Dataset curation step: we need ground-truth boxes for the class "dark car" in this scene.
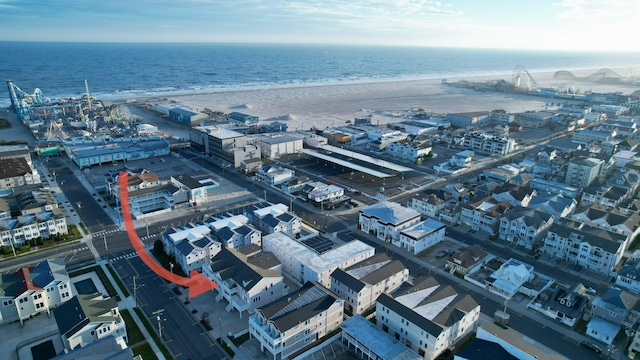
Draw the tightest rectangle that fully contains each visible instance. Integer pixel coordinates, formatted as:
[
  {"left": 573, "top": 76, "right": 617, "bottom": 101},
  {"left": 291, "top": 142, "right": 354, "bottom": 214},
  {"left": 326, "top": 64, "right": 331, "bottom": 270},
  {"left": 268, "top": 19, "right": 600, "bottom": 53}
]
[{"left": 580, "top": 341, "right": 602, "bottom": 354}]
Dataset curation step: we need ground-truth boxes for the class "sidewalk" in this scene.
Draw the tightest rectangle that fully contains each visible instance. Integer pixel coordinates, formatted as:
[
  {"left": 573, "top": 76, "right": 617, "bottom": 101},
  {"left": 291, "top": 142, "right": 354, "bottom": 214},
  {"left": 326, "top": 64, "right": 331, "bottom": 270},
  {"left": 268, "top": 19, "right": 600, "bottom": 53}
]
[
  {"left": 36, "top": 158, "right": 100, "bottom": 259},
  {"left": 99, "top": 260, "right": 167, "bottom": 360}
]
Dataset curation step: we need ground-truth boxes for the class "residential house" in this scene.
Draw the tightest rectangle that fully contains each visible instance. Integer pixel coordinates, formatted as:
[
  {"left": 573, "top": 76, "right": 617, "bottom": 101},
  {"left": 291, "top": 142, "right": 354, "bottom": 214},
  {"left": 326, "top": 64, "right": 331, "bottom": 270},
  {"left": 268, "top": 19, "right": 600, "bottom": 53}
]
[
  {"left": 571, "top": 205, "right": 640, "bottom": 249},
  {"left": 580, "top": 184, "right": 632, "bottom": 209},
  {"left": 491, "top": 184, "right": 537, "bottom": 207},
  {"left": 0, "top": 157, "right": 40, "bottom": 189},
  {"left": 248, "top": 281, "right": 344, "bottom": 360},
  {"left": 498, "top": 207, "right": 554, "bottom": 250},
  {"left": 263, "top": 232, "right": 374, "bottom": 288},
  {"left": 542, "top": 220, "right": 626, "bottom": 275},
  {"left": 330, "top": 253, "right": 409, "bottom": 315},
  {"left": 256, "top": 165, "right": 296, "bottom": 186},
  {"left": 460, "top": 198, "right": 512, "bottom": 236},
  {"left": 203, "top": 248, "right": 287, "bottom": 318},
  {"left": 54, "top": 293, "right": 127, "bottom": 351},
  {"left": 616, "top": 259, "right": 640, "bottom": 293},
  {"left": 0, "top": 209, "right": 68, "bottom": 248},
  {"left": 0, "top": 259, "right": 73, "bottom": 325},
  {"left": 162, "top": 224, "right": 221, "bottom": 275},
  {"left": 588, "top": 288, "right": 640, "bottom": 344},
  {"left": 300, "top": 181, "right": 345, "bottom": 208},
  {"left": 482, "top": 259, "right": 535, "bottom": 299},
  {"left": 359, "top": 201, "right": 422, "bottom": 243},
  {"left": 251, "top": 203, "right": 301, "bottom": 238},
  {"left": 460, "top": 132, "right": 516, "bottom": 155},
  {"left": 209, "top": 214, "right": 262, "bottom": 249},
  {"left": 564, "top": 157, "right": 604, "bottom": 187},
  {"left": 386, "top": 139, "right": 432, "bottom": 162},
  {"left": 395, "top": 218, "right": 447, "bottom": 255},
  {"left": 409, "top": 190, "right": 453, "bottom": 219},
  {"left": 376, "top": 277, "right": 481, "bottom": 360},
  {"left": 533, "top": 284, "right": 589, "bottom": 327},
  {"left": 445, "top": 245, "right": 489, "bottom": 275},
  {"left": 526, "top": 192, "right": 576, "bottom": 219}
]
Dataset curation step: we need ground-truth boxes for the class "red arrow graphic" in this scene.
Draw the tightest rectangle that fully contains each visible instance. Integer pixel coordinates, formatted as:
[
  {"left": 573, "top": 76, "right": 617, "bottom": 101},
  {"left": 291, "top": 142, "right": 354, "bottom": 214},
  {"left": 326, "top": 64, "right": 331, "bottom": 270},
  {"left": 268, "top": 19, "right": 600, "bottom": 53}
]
[{"left": 119, "top": 171, "right": 218, "bottom": 299}]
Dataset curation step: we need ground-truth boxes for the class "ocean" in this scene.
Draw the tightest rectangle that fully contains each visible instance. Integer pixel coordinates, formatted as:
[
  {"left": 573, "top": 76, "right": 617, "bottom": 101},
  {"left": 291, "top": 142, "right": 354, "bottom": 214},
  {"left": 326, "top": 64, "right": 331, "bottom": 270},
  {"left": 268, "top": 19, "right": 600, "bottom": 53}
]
[{"left": 1, "top": 42, "right": 640, "bottom": 108}]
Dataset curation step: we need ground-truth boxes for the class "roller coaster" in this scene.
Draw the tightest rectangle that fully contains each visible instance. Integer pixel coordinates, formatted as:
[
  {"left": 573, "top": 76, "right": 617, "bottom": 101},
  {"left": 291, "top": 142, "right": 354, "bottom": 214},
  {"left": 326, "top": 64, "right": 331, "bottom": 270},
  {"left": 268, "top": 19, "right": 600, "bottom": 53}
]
[
  {"left": 6, "top": 80, "right": 47, "bottom": 120},
  {"left": 553, "top": 68, "right": 639, "bottom": 84}
]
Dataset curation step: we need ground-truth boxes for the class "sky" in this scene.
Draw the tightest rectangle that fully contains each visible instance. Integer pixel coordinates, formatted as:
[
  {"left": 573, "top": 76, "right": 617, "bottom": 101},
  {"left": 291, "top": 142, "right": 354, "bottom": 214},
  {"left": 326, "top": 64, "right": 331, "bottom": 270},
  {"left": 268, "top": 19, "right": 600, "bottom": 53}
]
[{"left": 0, "top": 0, "right": 638, "bottom": 52}]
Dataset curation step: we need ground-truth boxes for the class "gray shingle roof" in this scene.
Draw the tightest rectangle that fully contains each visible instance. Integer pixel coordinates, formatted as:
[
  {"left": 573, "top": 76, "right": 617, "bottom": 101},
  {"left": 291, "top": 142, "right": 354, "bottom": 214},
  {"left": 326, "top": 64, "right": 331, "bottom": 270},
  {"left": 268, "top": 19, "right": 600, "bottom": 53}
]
[{"left": 257, "top": 281, "right": 341, "bottom": 333}]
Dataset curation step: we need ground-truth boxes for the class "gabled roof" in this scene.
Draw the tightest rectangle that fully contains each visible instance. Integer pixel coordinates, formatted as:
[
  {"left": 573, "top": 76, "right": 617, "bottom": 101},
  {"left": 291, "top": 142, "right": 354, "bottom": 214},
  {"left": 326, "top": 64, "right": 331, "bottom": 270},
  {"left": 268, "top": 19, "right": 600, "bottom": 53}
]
[
  {"left": 30, "top": 259, "right": 68, "bottom": 288},
  {"left": 547, "top": 221, "right": 626, "bottom": 253},
  {"left": 54, "top": 294, "right": 118, "bottom": 338},
  {"left": 257, "top": 281, "right": 341, "bottom": 333},
  {"left": 331, "top": 253, "right": 406, "bottom": 292},
  {"left": 600, "top": 288, "right": 638, "bottom": 311},
  {"left": 380, "top": 277, "right": 479, "bottom": 337},
  {"left": 618, "top": 259, "right": 640, "bottom": 280},
  {"left": 450, "top": 244, "right": 487, "bottom": 269},
  {"left": 209, "top": 248, "right": 280, "bottom": 291},
  {"left": 502, "top": 206, "right": 553, "bottom": 229},
  {"left": 455, "top": 338, "right": 519, "bottom": 360}
]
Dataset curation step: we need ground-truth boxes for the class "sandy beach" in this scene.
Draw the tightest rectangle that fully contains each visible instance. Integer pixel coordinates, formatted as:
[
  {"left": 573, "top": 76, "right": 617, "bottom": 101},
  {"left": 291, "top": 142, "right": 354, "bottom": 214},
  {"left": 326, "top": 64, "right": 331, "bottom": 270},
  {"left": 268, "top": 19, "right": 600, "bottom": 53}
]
[{"left": 140, "top": 69, "right": 638, "bottom": 131}]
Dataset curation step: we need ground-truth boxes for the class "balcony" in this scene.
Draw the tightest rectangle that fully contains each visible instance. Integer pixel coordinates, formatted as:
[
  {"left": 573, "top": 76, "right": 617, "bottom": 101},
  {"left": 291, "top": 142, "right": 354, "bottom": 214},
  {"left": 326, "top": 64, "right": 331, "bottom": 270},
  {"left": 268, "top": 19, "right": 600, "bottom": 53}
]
[
  {"left": 229, "top": 295, "right": 250, "bottom": 313},
  {"left": 249, "top": 317, "right": 282, "bottom": 348}
]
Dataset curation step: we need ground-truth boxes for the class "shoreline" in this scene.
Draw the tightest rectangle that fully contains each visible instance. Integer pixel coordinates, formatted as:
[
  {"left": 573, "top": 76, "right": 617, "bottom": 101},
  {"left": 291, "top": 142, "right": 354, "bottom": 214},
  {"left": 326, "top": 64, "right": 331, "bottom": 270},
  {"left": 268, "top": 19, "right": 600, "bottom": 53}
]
[{"left": 114, "top": 69, "right": 638, "bottom": 131}]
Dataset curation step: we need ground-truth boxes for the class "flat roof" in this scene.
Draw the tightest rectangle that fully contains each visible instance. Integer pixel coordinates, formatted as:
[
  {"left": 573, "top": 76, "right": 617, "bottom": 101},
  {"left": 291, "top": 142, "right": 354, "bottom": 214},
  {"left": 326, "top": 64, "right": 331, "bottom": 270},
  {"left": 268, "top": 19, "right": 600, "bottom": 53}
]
[
  {"left": 315, "top": 144, "right": 413, "bottom": 172},
  {"left": 341, "top": 315, "right": 420, "bottom": 359},
  {"left": 263, "top": 232, "right": 374, "bottom": 274},
  {"left": 301, "top": 149, "right": 394, "bottom": 178}
]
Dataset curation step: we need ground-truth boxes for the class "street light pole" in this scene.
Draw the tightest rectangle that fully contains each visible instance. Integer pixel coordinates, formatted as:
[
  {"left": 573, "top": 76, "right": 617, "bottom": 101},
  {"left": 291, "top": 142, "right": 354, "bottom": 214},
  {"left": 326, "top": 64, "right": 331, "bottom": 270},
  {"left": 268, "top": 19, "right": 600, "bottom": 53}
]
[
  {"left": 103, "top": 233, "right": 109, "bottom": 264},
  {"left": 133, "top": 275, "right": 138, "bottom": 307},
  {"left": 153, "top": 309, "right": 165, "bottom": 338}
]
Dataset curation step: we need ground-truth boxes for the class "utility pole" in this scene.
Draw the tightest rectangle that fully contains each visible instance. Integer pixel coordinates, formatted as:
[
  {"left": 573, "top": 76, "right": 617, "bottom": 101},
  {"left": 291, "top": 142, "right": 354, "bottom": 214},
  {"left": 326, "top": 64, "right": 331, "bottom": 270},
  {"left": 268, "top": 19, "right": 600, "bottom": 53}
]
[
  {"left": 133, "top": 276, "right": 138, "bottom": 307},
  {"left": 145, "top": 216, "right": 149, "bottom": 238},
  {"left": 103, "top": 233, "right": 109, "bottom": 263},
  {"left": 153, "top": 309, "right": 165, "bottom": 338}
]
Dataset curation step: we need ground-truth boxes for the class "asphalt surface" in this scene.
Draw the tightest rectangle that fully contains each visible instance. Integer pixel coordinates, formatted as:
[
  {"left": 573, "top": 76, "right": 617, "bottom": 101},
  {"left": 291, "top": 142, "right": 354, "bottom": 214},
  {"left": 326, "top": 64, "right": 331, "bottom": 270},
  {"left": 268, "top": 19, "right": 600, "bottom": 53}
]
[{"left": 113, "top": 256, "right": 228, "bottom": 360}]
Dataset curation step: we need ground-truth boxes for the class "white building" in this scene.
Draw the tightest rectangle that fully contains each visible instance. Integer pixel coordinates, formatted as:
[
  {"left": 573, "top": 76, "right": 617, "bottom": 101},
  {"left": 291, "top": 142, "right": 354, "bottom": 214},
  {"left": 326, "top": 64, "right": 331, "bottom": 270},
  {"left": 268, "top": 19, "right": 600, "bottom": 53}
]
[
  {"left": 460, "top": 132, "right": 516, "bottom": 155},
  {"left": 162, "top": 224, "right": 221, "bottom": 274},
  {"left": 203, "top": 248, "right": 287, "bottom": 318},
  {"left": 460, "top": 199, "right": 512, "bottom": 236},
  {"left": 256, "top": 165, "right": 296, "bottom": 186},
  {"left": 395, "top": 218, "right": 447, "bottom": 255},
  {"left": 376, "top": 277, "right": 480, "bottom": 360},
  {"left": 616, "top": 259, "right": 640, "bottom": 293},
  {"left": 0, "top": 157, "right": 41, "bottom": 189},
  {"left": 498, "top": 207, "right": 554, "bottom": 250},
  {"left": 564, "top": 157, "right": 604, "bottom": 187},
  {"left": 54, "top": 293, "right": 127, "bottom": 351},
  {"left": 483, "top": 259, "right": 534, "bottom": 299},
  {"left": 330, "top": 253, "right": 409, "bottom": 315},
  {"left": 0, "top": 259, "right": 73, "bottom": 325},
  {"left": 542, "top": 221, "right": 626, "bottom": 275},
  {"left": 341, "top": 315, "right": 422, "bottom": 360},
  {"left": 249, "top": 281, "right": 344, "bottom": 360},
  {"left": 209, "top": 214, "right": 262, "bottom": 249},
  {"left": 386, "top": 140, "right": 432, "bottom": 162},
  {"left": 251, "top": 203, "right": 301, "bottom": 238},
  {"left": 263, "top": 232, "right": 374, "bottom": 288},
  {"left": 0, "top": 209, "right": 68, "bottom": 248},
  {"left": 359, "top": 201, "right": 422, "bottom": 243},
  {"left": 253, "top": 133, "right": 304, "bottom": 159},
  {"left": 300, "top": 181, "right": 345, "bottom": 206},
  {"left": 170, "top": 173, "right": 220, "bottom": 206}
]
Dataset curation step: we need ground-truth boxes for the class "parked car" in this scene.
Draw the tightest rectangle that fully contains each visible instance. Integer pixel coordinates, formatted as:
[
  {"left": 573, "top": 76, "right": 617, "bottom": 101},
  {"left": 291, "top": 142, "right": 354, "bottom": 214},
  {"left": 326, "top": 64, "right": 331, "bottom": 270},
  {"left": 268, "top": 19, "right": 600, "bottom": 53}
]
[
  {"left": 580, "top": 341, "right": 602, "bottom": 354},
  {"left": 436, "top": 249, "right": 450, "bottom": 258}
]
